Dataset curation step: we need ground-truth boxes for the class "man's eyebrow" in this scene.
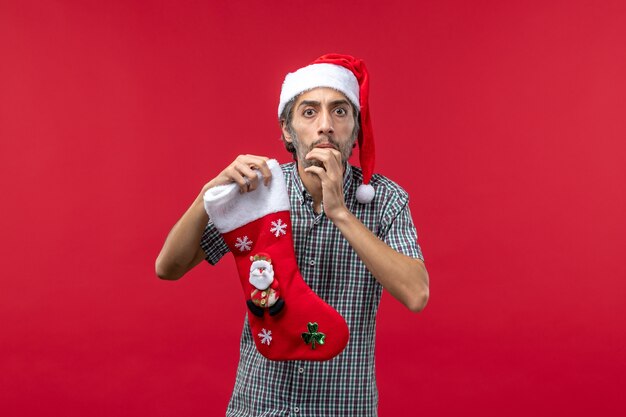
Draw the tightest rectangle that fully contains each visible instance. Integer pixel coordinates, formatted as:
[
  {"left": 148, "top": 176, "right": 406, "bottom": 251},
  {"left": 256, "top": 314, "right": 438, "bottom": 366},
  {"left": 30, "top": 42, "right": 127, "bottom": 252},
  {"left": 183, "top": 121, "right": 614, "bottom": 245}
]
[
  {"left": 297, "top": 100, "right": 320, "bottom": 108},
  {"left": 297, "top": 99, "right": 351, "bottom": 108},
  {"left": 329, "top": 99, "right": 351, "bottom": 107}
]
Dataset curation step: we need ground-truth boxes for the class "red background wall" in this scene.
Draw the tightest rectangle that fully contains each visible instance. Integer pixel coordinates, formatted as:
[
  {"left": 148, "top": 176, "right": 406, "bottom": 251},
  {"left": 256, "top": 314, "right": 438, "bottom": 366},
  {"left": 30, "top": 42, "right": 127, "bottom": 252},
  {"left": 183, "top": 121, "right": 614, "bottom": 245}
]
[{"left": 1, "top": 0, "right": 625, "bottom": 416}]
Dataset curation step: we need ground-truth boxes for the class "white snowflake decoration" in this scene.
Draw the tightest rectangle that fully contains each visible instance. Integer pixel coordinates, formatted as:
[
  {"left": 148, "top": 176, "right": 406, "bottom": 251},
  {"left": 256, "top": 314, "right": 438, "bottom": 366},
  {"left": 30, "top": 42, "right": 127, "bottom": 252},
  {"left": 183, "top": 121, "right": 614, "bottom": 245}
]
[
  {"left": 234, "top": 236, "right": 253, "bottom": 252},
  {"left": 258, "top": 328, "right": 273, "bottom": 345},
  {"left": 270, "top": 219, "right": 287, "bottom": 237}
]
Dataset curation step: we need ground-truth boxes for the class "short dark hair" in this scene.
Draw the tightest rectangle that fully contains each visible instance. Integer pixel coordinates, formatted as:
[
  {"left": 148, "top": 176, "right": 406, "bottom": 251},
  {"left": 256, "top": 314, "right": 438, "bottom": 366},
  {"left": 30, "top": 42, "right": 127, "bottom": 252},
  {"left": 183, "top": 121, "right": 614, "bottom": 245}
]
[{"left": 278, "top": 93, "right": 360, "bottom": 160}]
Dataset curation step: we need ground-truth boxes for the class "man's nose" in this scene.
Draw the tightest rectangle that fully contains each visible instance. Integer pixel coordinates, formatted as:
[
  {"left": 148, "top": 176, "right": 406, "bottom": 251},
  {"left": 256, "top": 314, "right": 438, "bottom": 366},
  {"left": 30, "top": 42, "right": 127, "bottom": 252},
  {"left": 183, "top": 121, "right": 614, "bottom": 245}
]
[{"left": 317, "top": 108, "right": 334, "bottom": 135}]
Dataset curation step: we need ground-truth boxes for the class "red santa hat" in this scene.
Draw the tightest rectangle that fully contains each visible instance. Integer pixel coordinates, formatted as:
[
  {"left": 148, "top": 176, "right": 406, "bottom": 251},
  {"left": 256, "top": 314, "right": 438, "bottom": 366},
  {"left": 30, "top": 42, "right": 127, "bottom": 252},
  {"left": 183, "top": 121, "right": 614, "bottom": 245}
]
[{"left": 278, "top": 53, "right": 376, "bottom": 204}]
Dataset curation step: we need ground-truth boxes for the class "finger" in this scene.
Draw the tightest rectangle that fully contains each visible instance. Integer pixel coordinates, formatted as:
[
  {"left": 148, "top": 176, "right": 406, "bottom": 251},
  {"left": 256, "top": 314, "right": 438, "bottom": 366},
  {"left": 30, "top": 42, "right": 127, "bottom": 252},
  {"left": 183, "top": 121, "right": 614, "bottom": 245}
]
[
  {"left": 238, "top": 155, "right": 272, "bottom": 186},
  {"left": 227, "top": 167, "right": 248, "bottom": 193},
  {"left": 234, "top": 162, "right": 260, "bottom": 192},
  {"left": 305, "top": 150, "right": 330, "bottom": 171},
  {"left": 251, "top": 158, "right": 273, "bottom": 187},
  {"left": 306, "top": 149, "right": 342, "bottom": 178},
  {"left": 236, "top": 154, "right": 268, "bottom": 164},
  {"left": 304, "top": 165, "right": 329, "bottom": 182},
  {"left": 305, "top": 148, "right": 341, "bottom": 167},
  {"left": 307, "top": 147, "right": 341, "bottom": 158},
  {"left": 329, "top": 148, "right": 342, "bottom": 165},
  {"left": 239, "top": 154, "right": 269, "bottom": 162},
  {"left": 227, "top": 161, "right": 251, "bottom": 192}
]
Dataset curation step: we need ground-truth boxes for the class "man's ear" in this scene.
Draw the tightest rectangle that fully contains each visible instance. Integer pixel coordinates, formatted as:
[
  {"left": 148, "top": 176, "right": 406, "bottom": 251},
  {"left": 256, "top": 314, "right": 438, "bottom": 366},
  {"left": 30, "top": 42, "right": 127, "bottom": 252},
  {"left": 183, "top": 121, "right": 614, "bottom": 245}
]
[{"left": 280, "top": 120, "right": 293, "bottom": 143}]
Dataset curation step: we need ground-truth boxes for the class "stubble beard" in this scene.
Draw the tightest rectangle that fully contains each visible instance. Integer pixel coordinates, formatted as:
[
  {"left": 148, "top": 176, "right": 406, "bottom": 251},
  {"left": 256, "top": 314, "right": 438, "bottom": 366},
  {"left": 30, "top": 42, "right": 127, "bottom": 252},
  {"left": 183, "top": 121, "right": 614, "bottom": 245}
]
[{"left": 291, "top": 132, "right": 356, "bottom": 169}]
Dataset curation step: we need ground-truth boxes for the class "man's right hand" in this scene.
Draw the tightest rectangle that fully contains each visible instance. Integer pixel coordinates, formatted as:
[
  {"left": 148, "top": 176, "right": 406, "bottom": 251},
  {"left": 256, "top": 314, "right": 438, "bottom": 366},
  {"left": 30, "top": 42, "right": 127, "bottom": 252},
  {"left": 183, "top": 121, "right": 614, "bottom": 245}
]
[{"left": 203, "top": 154, "right": 273, "bottom": 195}]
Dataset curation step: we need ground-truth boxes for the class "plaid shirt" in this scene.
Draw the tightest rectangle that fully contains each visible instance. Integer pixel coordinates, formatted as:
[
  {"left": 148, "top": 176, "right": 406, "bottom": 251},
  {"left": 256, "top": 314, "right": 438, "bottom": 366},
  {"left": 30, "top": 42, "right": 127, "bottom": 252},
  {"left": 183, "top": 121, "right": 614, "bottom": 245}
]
[{"left": 201, "top": 162, "right": 423, "bottom": 416}]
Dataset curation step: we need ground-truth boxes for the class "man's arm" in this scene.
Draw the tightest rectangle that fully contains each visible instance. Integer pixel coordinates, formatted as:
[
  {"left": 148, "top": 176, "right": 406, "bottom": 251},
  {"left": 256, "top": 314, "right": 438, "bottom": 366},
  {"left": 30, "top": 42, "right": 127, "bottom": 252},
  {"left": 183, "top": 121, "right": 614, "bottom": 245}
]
[
  {"left": 155, "top": 155, "right": 272, "bottom": 280},
  {"left": 327, "top": 209, "right": 429, "bottom": 312},
  {"left": 304, "top": 149, "right": 429, "bottom": 313},
  {"left": 155, "top": 190, "right": 211, "bottom": 280}
]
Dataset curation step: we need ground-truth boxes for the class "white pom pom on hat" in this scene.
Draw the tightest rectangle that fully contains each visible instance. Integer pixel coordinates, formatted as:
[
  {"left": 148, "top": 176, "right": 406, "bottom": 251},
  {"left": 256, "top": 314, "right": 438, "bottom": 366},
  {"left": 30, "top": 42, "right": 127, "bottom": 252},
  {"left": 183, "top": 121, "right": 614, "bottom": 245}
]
[
  {"left": 356, "top": 183, "right": 375, "bottom": 204},
  {"left": 279, "top": 53, "right": 376, "bottom": 204}
]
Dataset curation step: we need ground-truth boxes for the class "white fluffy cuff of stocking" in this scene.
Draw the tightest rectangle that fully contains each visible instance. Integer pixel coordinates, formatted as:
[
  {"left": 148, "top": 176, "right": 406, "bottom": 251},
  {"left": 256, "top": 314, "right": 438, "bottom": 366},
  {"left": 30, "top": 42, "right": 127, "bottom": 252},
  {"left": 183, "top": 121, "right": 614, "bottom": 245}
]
[{"left": 203, "top": 159, "right": 290, "bottom": 233}]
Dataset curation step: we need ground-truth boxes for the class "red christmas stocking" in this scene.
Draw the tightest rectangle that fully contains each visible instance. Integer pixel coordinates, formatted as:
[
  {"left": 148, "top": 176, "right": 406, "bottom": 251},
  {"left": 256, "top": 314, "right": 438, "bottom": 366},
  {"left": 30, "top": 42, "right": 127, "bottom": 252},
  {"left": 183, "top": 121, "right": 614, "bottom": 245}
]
[{"left": 203, "top": 159, "right": 349, "bottom": 361}]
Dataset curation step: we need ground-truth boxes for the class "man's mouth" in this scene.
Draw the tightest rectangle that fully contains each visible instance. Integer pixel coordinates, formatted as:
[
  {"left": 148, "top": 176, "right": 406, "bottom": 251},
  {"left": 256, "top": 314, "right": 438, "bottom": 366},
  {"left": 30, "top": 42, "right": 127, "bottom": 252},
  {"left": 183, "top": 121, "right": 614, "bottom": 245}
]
[{"left": 315, "top": 143, "right": 337, "bottom": 150}]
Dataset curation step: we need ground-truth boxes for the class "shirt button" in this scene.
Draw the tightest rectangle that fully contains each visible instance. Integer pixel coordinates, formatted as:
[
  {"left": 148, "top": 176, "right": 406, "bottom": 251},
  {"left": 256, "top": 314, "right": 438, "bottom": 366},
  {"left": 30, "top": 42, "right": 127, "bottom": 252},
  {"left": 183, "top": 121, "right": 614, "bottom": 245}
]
[
  {"left": 298, "top": 367, "right": 304, "bottom": 374},
  {"left": 309, "top": 259, "right": 316, "bottom": 266},
  {"left": 294, "top": 406, "right": 300, "bottom": 413}
]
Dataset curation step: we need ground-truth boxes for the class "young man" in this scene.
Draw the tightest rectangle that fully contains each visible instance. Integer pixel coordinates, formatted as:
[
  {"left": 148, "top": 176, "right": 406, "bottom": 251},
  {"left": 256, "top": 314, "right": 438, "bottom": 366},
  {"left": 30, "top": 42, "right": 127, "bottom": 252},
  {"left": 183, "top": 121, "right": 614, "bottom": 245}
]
[{"left": 156, "top": 54, "right": 429, "bottom": 416}]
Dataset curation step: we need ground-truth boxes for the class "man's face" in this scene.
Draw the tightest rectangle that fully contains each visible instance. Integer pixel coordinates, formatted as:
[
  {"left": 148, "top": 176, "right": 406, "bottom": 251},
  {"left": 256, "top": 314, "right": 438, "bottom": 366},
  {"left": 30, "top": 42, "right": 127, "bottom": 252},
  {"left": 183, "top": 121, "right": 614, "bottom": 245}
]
[{"left": 282, "top": 87, "right": 357, "bottom": 169}]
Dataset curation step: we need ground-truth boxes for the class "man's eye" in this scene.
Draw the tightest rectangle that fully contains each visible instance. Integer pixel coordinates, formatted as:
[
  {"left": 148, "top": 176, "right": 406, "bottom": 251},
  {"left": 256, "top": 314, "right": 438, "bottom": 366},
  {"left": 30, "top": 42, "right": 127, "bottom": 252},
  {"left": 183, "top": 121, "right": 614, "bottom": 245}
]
[
  {"left": 335, "top": 108, "right": 347, "bottom": 116},
  {"left": 303, "top": 109, "right": 315, "bottom": 117}
]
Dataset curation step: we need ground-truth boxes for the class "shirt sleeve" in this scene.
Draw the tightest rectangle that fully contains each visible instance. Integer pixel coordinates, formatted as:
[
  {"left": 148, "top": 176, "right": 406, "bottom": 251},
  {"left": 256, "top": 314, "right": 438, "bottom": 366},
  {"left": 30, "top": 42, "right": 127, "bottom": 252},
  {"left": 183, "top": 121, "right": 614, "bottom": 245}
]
[
  {"left": 200, "top": 221, "right": 230, "bottom": 265},
  {"left": 381, "top": 202, "right": 424, "bottom": 262}
]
